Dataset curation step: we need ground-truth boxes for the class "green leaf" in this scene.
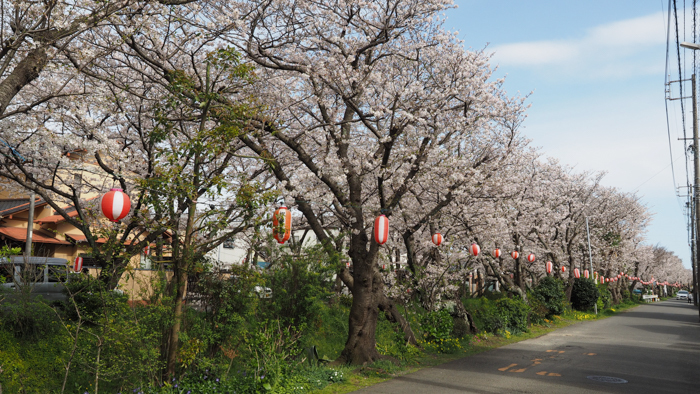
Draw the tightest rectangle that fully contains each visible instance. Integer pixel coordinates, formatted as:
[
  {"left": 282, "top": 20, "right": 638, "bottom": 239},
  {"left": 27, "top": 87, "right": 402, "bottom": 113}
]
[{"left": 263, "top": 383, "right": 272, "bottom": 390}]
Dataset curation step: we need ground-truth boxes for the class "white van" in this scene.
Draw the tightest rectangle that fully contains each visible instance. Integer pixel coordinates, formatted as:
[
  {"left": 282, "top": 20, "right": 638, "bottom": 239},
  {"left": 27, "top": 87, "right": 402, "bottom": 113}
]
[{"left": 0, "top": 256, "right": 70, "bottom": 302}]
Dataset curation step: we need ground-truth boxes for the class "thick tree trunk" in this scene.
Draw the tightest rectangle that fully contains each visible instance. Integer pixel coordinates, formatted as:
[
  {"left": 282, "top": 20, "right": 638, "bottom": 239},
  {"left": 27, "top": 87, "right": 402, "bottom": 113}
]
[
  {"left": 338, "top": 270, "right": 382, "bottom": 364},
  {"left": 336, "top": 258, "right": 417, "bottom": 364}
]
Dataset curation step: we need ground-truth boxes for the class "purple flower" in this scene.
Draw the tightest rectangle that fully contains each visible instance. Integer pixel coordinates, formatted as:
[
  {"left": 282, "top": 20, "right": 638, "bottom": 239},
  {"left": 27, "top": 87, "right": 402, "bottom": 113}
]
[
  {"left": 260, "top": 374, "right": 265, "bottom": 380},
  {"left": 174, "top": 384, "right": 178, "bottom": 388},
  {"left": 204, "top": 376, "right": 208, "bottom": 380},
  {"left": 216, "top": 378, "right": 220, "bottom": 383},
  {"left": 187, "top": 391, "right": 191, "bottom": 394}
]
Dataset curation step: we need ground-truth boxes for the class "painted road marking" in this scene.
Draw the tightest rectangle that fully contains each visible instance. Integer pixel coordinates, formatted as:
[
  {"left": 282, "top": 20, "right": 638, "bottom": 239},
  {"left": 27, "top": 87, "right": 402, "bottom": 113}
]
[
  {"left": 535, "top": 371, "right": 561, "bottom": 377},
  {"left": 509, "top": 368, "right": 527, "bottom": 373},
  {"left": 498, "top": 363, "right": 518, "bottom": 371}
]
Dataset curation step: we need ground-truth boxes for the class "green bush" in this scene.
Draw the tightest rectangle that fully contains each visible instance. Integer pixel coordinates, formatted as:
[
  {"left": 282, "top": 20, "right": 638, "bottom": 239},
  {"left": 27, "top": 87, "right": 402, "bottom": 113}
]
[
  {"left": 419, "top": 309, "right": 453, "bottom": 341},
  {"left": 597, "top": 284, "right": 612, "bottom": 309},
  {"left": 0, "top": 295, "right": 61, "bottom": 340},
  {"left": 621, "top": 288, "right": 631, "bottom": 301},
  {"left": 463, "top": 295, "right": 529, "bottom": 335},
  {"left": 531, "top": 277, "right": 567, "bottom": 318},
  {"left": 526, "top": 290, "right": 549, "bottom": 324},
  {"left": 262, "top": 251, "right": 334, "bottom": 328},
  {"left": 571, "top": 279, "right": 599, "bottom": 311},
  {"left": 495, "top": 297, "right": 529, "bottom": 334}
]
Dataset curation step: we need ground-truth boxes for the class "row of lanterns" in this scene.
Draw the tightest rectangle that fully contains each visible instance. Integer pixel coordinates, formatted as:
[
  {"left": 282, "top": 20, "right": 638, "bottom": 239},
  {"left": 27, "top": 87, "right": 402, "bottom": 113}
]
[{"left": 270, "top": 211, "right": 680, "bottom": 287}]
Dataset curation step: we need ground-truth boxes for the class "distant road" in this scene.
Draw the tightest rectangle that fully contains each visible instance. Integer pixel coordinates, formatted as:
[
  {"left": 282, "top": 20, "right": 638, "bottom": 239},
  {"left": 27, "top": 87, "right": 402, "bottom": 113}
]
[{"left": 356, "top": 300, "right": 700, "bottom": 393}]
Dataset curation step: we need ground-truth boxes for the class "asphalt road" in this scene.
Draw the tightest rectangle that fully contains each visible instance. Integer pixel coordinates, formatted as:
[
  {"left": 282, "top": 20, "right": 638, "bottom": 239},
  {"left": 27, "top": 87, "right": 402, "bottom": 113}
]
[{"left": 356, "top": 300, "right": 700, "bottom": 393}]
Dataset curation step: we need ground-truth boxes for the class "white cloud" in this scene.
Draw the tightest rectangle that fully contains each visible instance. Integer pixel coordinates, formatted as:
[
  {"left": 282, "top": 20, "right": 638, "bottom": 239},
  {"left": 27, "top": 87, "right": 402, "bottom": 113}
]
[{"left": 492, "top": 12, "right": 667, "bottom": 76}]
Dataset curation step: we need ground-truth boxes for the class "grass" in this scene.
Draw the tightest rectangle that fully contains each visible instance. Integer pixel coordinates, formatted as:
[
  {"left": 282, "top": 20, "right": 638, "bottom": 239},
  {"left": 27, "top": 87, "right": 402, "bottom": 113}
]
[{"left": 313, "top": 300, "right": 643, "bottom": 394}]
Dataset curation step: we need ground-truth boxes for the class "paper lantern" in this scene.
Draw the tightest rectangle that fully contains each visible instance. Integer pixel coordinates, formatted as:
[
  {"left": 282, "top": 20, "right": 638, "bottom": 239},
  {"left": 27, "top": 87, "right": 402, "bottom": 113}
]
[
  {"left": 527, "top": 253, "right": 536, "bottom": 263},
  {"left": 74, "top": 256, "right": 83, "bottom": 273},
  {"left": 574, "top": 268, "right": 580, "bottom": 279},
  {"left": 432, "top": 233, "right": 443, "bottom": 246},
  {"left": 600, "top": 276, "right": 605, "bottom": 284},
  {"left": 374, "top": 214, "right": 389, "bottom": 245},
  {"left": 492, "top": 248, "right": 501, "bottom": 258},
  {"left": 381, "top": 264, "right": 386, "bottom": 270},
  {"left": 546, "top": 261, "right": 553, "bottom": 274},
  {"left": 584, "top": 269, "right": 589, "bottom": 279},
  {"left": 561, "top": 266, "right": 566, "bottom": 273},
  {"left": 101, "top": 188, "right": 131, "bottom": 222},
  {"left": 470, "top": 243, "right": 480, "bottom": 256},
  {"left": 511, "top": 251, "right": 519, "bottom": 259},
  {"left": 605, "top": 278, "right": 609, "bottom": 282},
  {"left": 144, "top": 245, "right": 150, "bottom": 255},
  {"left": 273, "top": 206, "right": 292, "bottom": 244}
]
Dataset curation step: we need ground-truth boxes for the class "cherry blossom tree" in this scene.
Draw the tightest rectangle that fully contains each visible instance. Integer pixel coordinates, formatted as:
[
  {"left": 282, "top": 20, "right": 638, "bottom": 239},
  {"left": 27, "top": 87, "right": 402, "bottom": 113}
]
[{"left": 222, "top": 0, "right": 527, "bottom": 364}]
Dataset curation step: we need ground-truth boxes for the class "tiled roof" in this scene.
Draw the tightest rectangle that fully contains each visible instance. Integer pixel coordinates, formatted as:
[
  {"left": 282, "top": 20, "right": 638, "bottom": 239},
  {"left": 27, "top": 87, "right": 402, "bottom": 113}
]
[
  {"left": 0, "top": 198, "right": 47, "bottom": 217},
  {"left": 64, "top": 233, "right": 107, "bottom": 244},
  {"left": 35, "top": 209, "right": 79, "bottom": 224},
  {"left": 0, "top": 227, "right": 70, "bottom": 245}
]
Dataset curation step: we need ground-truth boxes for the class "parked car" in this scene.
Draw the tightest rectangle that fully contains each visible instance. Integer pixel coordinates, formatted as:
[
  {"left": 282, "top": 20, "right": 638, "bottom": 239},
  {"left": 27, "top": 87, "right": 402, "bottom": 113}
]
[
  {"left": 676, "top": 290, "right": 689, "bottom": 300},
  {"left": 0, "top": 256, "right": 70, "bottom": 303}
]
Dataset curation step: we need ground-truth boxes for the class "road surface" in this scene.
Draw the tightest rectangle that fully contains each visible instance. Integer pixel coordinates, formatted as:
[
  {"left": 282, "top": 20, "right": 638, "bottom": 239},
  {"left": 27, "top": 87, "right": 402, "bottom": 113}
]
[{"left": 356, "top": 300, "right": 700, "bottom": 393}]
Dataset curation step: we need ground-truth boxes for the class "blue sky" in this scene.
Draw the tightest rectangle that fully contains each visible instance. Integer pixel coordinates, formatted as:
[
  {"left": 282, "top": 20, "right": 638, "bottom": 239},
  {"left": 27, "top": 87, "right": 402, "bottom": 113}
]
[{"left": 445, "top": 1, "right": 694, "bottom": 268}]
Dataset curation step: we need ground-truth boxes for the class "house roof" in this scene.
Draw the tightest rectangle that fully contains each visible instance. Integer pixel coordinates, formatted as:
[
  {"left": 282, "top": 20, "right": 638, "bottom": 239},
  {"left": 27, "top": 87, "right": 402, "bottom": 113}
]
[
  {"left": 0, "top": 198, "right": 47, "bottom": 217},
  {"left": 64, "top": 233, "right": 107, "bottom": 244},
  {"left": 0, "top": 227, "right": 70, "bottom": 245},
  {"left": 35, "top": 209, "right": 79, "bottom": 224}
]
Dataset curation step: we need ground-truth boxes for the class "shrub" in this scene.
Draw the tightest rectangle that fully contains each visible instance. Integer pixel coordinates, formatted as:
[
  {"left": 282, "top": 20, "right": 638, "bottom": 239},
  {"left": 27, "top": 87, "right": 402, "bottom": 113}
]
[
  {"left": 463, "top": 296, "right": 529, "bottom": 335},
  {"left": 0, "top": 295, "right": 61, "bottom": 340},
  {"left": 571, "top": 279, "right": 599, "bottom": 311},
  {"left": 495, "top": 297, "right": 529, "bottom": 334},
  {"left": 62, "top": 275, "right": 129, "bottom": 324},
  {"left": 597, "top": 284, "right": 612, "bottom": 309},
  {"left": 419, "top": 309, "right": 454, "bottom": 341},
  {"left": 531, "top": 277, "right": 566, "bottom": 318},
  {"left": 526, "top": 290, "right": 549, "bottom": 324},
  {"left": 621, "top": 288, "right": 631, "bottom": 301}
]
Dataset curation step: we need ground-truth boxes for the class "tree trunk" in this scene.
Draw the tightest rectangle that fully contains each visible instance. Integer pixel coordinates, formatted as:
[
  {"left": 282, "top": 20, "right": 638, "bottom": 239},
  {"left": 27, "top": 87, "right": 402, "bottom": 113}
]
[
  {"left": 166, "top": 267, "right": 187, "bottom": 377},
  {"left": 335, "top": 248, "right": 417, "bottom": 364},
  {"left": 338, "top": 270, "right": 382, "bottom": 364}
]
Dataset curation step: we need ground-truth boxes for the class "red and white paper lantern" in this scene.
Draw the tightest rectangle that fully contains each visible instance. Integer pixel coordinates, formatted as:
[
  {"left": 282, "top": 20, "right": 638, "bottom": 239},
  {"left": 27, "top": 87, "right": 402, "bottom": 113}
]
[
  {"left": 74, "top": 256, "right": 84, "bottom": 273},
  {"left": 584, "top": 269, "right": 590, "bottom": 279},
  {"left": 574, "top": 268, "right": 580, "bottom": 279},
  {"left": 561, "top": 266, "right": 566, "bottom": 273},
  {"left": 144, "top": 245, "right": 150, "bottom": 256},
  {"left": 546, "top": 261, "right": 553, "bottom": 274},
  {"left": 374, "top": 214, "right": 389, "bottom": 245},
  {"left": 470, "top": 243, "right": 481, "bottom": 257},
  {"left": 492, "top": 248, "right": 502, "bottom": 258},
  {"left": 101, "top": 188, "right": 131, "bottom": 222},
  {"left": 273, "top": 206, "right": 292, "bottom": 244},
  {"left": 432, "top": 233, "right": 443, "bottom": 246},
  {"left": 527, "top": 253, "right": 536, "bottom": 263},
  {"left": 600, "top": 276, "right": 605, "bottom": 284},
  {"left": 511, "top": 251, "right": 519, "bottom": 259}
]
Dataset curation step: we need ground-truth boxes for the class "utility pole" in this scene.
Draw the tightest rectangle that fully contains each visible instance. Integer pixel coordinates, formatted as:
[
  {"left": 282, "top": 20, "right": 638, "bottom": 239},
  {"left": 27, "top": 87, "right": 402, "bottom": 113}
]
[
  {"left": 691, "top": 199, "right": 698, "bottom": 306},
  {"left": 585, "top": 216, "right": 596, "bottom": 315},
  {"left": 693, "top": 74, "right": 700, "bottom": 320},
  {"left": 24, "top": 191, "right": 35, "bottom": 259}
]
